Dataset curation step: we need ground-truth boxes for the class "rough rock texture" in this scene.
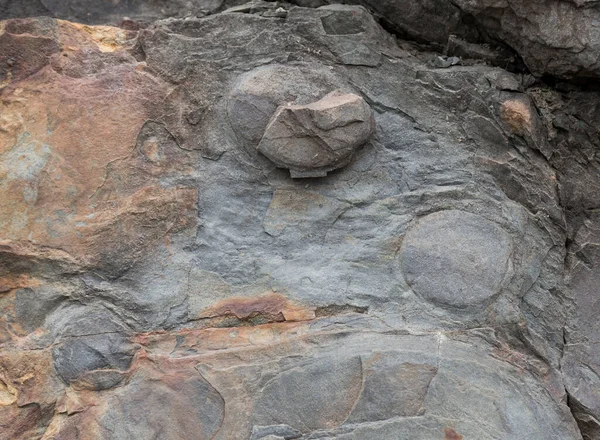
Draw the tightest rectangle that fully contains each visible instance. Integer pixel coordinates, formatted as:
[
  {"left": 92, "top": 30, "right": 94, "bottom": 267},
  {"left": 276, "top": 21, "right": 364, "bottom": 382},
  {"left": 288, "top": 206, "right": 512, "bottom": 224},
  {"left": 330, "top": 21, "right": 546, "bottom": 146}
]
[
  {"left": 0, "top": 0, "right": 233, "bottom": 24},
  {"left": 331, "top": 0, "right": 600, "bottom": 79},
  {"left": 257, "top": 90, "right": 375, "bottom": 177},
  {"left": 5, "top": 0, "right": 600, "bottom": 79},
  {"left": 0, "top": 2, "right": 599, "bottom": 440}
]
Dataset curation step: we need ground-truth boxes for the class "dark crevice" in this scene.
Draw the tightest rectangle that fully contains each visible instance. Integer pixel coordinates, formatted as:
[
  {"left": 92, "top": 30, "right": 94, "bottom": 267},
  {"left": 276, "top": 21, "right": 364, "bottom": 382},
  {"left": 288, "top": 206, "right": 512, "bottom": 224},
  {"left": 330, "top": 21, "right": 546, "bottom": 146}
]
[
  {"left": 540, "top": 73, "right": 600, "bottom": 92},
  {"left": 566, "top": 392, "right": 600, "bottom": 440}
]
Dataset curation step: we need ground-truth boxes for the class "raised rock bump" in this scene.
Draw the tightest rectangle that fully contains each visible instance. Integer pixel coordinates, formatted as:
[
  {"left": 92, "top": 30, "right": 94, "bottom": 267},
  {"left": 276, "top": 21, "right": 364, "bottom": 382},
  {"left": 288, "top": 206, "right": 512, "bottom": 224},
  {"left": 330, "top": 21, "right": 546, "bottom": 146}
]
[{"left": 257, "top": 90, "right": 375, "bottom": 178}]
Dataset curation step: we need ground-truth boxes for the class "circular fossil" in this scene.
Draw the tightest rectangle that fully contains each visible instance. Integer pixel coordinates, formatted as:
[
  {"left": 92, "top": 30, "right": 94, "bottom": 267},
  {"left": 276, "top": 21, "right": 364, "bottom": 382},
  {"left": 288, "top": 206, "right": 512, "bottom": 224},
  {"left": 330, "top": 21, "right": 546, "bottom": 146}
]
[{"left": 400, "top": 210, "right": 512, "bottom": 308}]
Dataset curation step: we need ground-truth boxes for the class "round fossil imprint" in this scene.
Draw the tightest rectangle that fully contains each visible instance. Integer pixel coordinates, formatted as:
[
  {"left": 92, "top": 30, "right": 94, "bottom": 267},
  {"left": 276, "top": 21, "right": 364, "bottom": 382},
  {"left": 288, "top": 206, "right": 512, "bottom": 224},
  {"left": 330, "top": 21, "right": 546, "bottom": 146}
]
[{"left": 400, "top": 210, "right": 513, "bottom": 308}]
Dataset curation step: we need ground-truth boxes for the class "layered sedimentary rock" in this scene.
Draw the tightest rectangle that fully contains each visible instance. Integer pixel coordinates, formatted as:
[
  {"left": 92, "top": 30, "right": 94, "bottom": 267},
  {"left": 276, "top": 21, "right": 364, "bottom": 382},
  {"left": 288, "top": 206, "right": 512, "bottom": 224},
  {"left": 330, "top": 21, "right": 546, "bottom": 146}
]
[{"left": 0, "top": 2, "right": 599, "bottom": 440}]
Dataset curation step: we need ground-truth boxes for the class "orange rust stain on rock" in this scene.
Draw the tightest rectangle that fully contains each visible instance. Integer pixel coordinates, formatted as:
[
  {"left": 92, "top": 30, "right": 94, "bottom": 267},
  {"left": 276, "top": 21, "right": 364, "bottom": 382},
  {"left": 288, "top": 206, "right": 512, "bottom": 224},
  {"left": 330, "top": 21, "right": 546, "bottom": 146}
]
[
  {"left": 135, "top": 319, "right": 311, "bottom": 355},
  {"left": 0, "top": 349, "right": 64, "bottom": 408},
  {"left": 500, "top": 99, "right": 532, "bottom": 135},
  {"left": 444, "top": 427, "right": 464, "bottom": 440},
  {"left": 0, "top": 18, "right": 200, "bottom": 273},
  {"left": 201, "top": 293, "right": 316, "bottom": 322}
]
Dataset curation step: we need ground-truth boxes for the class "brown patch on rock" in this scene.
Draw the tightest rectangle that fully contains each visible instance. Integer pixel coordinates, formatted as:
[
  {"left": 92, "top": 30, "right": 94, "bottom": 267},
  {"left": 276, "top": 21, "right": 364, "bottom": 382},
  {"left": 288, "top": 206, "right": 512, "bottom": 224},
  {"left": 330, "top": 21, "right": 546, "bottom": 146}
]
[
  {"left": 0, "top": 350, "right": 64, "bottom": 408},
  {"left": 47, "top": 360, "right": 225, "bottom": 440},
  {"left": 0, "top": 401, "right": 55, "bottom": 440},
  {"left": 72, "top": 185, "right": 198, "bottom": 272},
  {"left": 59, "top": 21, "right": 129, "bottom": 53},
  {"left": 444, "top": 427, "right": 464, "bottom": 440},
  {"left": 199, "top": 293, "right": 316, "bottom": 323},
  {"left": 0, "top": 274, "right": 39, "bottom": 293},
  {"left": 0, "top": 377, "right": 17, "bottom": 405},
  {"left": 500, "top": 99, "right": 532, "bottom": 135},
  {"left": 0, "top": 18, "right": 198, "bottom": 274},
  {"left": 135, "top": 320, "right": 313, "bottom": 356},
  {"left": 0, "top": 18, "right": 60, "bottom": 86}
]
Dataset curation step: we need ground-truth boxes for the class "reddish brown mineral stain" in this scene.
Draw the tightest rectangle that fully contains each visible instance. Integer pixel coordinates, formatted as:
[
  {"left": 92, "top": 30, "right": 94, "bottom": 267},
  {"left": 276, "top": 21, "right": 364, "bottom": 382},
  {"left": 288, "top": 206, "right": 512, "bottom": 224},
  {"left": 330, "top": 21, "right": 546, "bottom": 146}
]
[
  {"left": 201, "top": 293, "right": 316, "bottom": 322},
  {"left": 444, "top": 428, "right": 464, "bottom": 440}
]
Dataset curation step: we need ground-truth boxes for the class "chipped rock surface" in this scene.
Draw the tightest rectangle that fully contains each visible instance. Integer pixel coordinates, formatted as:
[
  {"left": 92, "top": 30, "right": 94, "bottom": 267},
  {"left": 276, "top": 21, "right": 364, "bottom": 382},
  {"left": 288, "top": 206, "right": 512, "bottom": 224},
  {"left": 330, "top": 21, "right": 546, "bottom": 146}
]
[
  {"left": 257, "top": 90, "right": 375, "bottom": 177},
  {"left": 0, "top": 2, "right": 599, "bottom": 440}
]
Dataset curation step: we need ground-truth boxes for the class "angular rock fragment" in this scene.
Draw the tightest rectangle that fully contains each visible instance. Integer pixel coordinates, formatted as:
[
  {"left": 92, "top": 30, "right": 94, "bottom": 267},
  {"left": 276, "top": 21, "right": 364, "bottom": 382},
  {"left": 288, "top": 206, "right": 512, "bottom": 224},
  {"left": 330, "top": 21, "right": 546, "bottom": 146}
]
[
  {"left": 257, "top": 90, "right": 375, "bottom": 178},
  {"left": 250, "top": 424, "right": 302, "bottom": 440}
]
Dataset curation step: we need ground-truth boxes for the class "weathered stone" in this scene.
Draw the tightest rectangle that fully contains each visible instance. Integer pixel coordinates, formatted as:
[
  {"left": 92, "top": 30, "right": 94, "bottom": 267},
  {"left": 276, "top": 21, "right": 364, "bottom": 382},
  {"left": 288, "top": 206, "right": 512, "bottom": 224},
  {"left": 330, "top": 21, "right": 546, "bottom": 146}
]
[
  {"left": 257, "top": 90, "right": 375, "bottom": 177},
  {"left": 227, "top": 64, "right": 350, "bottom": 148},
  {"left": 253, "top": 355, "right": 363, "bottom": 430},
  {"left": 98, "top": 367, "right": 225, "bottom": 439},
  {"left": 263, "top": 189, "right": 349, "bottom": 237},
  {"left": 250, "top": 424, "right": 303, "bottom": 440},
  {"left": 0, "top": 0, "right": 229, "bottom": 24},
  {"left": 346, "top": 354, "right": 437, "bottom": 423}
]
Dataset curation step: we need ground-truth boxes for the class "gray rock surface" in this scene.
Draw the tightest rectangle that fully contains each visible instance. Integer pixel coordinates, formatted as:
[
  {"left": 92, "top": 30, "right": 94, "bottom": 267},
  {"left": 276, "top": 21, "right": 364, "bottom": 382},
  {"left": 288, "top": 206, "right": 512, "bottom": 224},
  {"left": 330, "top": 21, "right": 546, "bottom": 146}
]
[{"left": 0, "top": 2, "right": 598, "bottom": 440}]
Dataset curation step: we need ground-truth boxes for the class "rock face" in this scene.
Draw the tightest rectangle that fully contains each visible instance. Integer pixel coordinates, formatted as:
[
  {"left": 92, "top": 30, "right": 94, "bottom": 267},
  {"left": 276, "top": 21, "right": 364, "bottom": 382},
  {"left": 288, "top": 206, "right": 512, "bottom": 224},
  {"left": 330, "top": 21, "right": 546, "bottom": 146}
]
[
  {"left": 257, "top": 90, "right": 375, "bottom": 177},
  {"left": 0, "top": 2, "right": 599, "bottom": 440},
  {"left": 334, "top": 0, "right": 600, "bottom": 79}
]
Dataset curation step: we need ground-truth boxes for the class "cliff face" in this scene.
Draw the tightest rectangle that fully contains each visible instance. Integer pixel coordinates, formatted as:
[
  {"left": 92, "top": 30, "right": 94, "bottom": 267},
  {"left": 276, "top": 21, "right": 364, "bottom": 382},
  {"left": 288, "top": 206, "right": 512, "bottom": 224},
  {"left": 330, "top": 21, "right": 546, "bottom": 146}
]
[{"left": 0, "top": 2, "right": 599, "bottom": 439}]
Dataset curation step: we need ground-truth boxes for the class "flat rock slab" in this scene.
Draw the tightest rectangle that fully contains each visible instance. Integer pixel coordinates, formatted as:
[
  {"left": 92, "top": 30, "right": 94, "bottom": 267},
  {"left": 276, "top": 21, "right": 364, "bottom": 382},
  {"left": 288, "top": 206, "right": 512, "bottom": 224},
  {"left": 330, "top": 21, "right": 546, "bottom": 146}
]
[{"left": 257, "top": 90, "right": 375, "bottom": 178}]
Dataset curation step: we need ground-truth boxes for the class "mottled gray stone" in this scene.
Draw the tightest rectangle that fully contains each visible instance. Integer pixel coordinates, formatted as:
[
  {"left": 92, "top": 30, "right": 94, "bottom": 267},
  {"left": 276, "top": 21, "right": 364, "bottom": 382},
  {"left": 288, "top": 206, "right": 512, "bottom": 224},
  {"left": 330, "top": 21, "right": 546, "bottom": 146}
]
[
  {"left": 253, "top": 355, "right": 363, "bottom": 431},
  {"left": 13, "top": 286, "right": 65, "bottom": 334},
  {"left": 263, "top": 189, "right": 350, "bottom": 236},
  {"left": 99, "top": 371, "right": 225, "bottom": 440},
  {"left": 346, "top": 353, "right": 437, "bottom": 423},
  {"left": 0, "top": 2, "right": 597, "bottom": 439}
]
